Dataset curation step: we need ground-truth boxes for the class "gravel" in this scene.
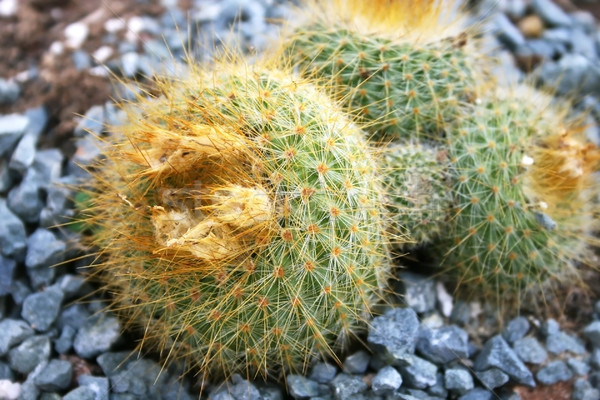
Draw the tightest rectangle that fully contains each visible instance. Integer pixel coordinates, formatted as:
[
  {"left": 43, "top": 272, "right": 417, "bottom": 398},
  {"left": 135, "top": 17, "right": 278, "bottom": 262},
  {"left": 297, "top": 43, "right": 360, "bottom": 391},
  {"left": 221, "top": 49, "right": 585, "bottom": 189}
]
[{"left": 474, "top": 335, "right": 536, "bottom": 387}]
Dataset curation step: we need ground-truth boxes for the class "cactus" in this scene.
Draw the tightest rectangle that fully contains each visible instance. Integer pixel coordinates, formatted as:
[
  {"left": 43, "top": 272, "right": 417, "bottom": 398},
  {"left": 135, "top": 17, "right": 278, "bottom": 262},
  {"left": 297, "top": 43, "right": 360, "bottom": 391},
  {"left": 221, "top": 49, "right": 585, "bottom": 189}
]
[
  {"left": 282, "top": 0, "right": 480, "bottom": 142},
  {"left": 438, "top": 88, "right": 600, "bottom": 307},
  {"left": 79, "top": 57, "right": 392, "bottom": 381},
  {"left": 382, "top": 142, "right": 451, "bottom": 246}
]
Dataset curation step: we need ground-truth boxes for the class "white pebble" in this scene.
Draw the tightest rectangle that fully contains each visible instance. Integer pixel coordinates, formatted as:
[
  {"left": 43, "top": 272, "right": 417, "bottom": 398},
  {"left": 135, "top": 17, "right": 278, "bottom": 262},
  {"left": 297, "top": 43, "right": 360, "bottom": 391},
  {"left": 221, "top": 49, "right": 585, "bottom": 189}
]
[
  {"left": 128, "top": 16, "right": 145, "bottom": 33},
  {"left": 92, "top": 46, "right": 114, "bottom": 63},
  {"left": 104, "top": 17, "right": 126, "bottom": 33},
  {"left": 49, "top": 41, "right": 65, "bottom": 55},
  {"left": 0, "top": 0, "right": 17, "bottom": 17},
  {"left": 65, "top": 22, "right": 89, "bottom": 49},
  {"left": 521, "top": 155, "right": 534, "bottom": 166},
  {"left": 0, "top": 380, "right": 21, "bottom": 400}
]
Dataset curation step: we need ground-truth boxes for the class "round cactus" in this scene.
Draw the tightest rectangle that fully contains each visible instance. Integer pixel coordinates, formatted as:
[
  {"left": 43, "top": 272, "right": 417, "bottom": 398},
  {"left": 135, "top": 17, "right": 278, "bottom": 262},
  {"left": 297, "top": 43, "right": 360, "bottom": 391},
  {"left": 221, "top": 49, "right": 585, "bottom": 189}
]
[
  {"left": 79, "top": 58, "right": 392, "bottom": 381},
  {"left": 282, "top": 0, "right": 480, "bottom": 142},
  {"left": 382, "top": 142, "right": 451, "bottom": 246},
  {"left": 439, "top": 89, "right": 600, "bottom": 307}
]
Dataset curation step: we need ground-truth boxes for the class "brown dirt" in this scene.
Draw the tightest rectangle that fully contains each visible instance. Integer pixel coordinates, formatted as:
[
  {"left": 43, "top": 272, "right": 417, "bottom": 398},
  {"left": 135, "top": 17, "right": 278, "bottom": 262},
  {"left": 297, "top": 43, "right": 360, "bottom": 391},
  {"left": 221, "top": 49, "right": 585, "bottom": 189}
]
[{"left": 514, "top": 380, "right": 574, "bottom": 400}]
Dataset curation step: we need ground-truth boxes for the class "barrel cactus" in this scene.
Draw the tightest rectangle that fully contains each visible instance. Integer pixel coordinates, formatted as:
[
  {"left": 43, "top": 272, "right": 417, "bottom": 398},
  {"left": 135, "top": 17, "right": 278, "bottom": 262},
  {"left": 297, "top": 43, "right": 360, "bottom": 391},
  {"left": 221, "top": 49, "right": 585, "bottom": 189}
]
[
  {"left": 79, "top": 58, "right": 392, "bottom": 381},
  {"left": 283, "top": 0, "right": 481, "bottom": 142}
]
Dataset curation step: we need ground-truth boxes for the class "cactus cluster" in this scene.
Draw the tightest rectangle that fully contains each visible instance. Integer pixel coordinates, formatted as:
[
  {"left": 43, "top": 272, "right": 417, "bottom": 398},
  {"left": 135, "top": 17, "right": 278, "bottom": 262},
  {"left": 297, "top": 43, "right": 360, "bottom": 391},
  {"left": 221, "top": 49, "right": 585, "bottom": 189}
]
[
  {"left": 81, "top": 59, "right": 390, "bottom": 381},
  {"left": 75, "top": 0, "right": 600, "bottom": 384}
]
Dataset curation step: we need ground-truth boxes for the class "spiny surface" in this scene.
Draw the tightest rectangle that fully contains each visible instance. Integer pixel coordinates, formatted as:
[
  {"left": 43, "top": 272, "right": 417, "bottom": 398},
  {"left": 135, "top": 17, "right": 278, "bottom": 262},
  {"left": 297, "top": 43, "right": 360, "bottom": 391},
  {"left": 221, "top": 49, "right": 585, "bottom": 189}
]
[
  {"left": 284, "top": 0, "right": 478, "bottom": 142},
  {"left": 81, "top": 62, "right": 390, "bottom": 381}
]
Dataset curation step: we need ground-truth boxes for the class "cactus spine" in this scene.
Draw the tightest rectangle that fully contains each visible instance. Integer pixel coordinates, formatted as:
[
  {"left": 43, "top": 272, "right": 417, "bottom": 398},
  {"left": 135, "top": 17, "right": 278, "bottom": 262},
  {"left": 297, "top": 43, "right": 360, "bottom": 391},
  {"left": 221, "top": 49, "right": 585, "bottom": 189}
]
[{"left": 81, "top": 58, "right": 391, "bottom": 381}]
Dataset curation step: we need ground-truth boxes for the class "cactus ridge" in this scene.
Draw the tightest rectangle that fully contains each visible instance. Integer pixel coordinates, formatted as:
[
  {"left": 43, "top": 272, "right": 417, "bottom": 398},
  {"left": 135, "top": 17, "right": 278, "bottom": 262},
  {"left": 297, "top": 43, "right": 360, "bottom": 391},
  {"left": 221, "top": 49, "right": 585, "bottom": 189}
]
[{"left": 81, "top": 60, "right": 391, "bottom": 381}]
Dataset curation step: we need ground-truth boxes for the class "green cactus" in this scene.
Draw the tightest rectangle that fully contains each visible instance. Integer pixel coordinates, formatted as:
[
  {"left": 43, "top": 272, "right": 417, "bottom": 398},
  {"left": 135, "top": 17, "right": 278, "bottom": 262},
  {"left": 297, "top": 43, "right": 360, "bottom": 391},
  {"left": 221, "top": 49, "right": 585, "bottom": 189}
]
[
  {"left": 438, "top": 91, "right": 599, "bottom": 306},
  {"left": 283, "top": 0, "right": 479, "bottom": 142},
  {"left": 382, "top": 142, "right": 451, "bottom": 246},
  {"left": 80, "top": 59, "right": 392, "bottom": 381}
]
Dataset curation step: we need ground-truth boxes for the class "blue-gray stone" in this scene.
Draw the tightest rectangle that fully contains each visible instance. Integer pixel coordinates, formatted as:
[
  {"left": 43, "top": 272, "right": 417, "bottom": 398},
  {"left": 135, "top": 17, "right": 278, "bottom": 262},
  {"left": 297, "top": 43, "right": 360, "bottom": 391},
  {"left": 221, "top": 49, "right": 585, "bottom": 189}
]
[
  {"left": 63, "top": 386, "right": 97, "bottom": 400},
  {"left": 536, "top": 54, "right": 600, "bottom": 96},
  {"left": 40, "top": 177, "right": 76, "bottom": 228},
  {"left": 397, "top": 355, "right": 438, "bottom": 389},
  {"left": 0, "top": 360, "right": 14, "bottom": 380},
  {"left": 343, "top": 350, "right": 371, "bottom": 374},
  {"left": 25, "top": 228, "right": 66, "bottom": 269},
  {"left": 74, "top": 105, "right": 105, "bottom": 137},
  {"left": 0, "top": 158, "right": 13, "bottom": 193},
  {"left": 210, "top": 391, "right": 235, "bottom": 400},
  {"left": 19, "top": 361, "right": 45, "bottom": 400},
  {"left": 0, "top": 318, "right": 35, "bottom": 355},
  {"left": 0, "top": 255, "right": 16, "bottom": 296},
  {"left": 121, "top": 52, "right": 140, "bottom": 77},
  {"left": 69, "top": 135, "right": 104, "bottom": 178},
  {"left": 590, "top": 348, "right": 600, "bottom": 369},
  {"left": 255, "top": 383, "right": 283, "bottom": 400},
  {"left": 568, "top": 358, "right": 590, "bottom": 376},
  {"left": 73, "top": 313, "right": 121, "bottom": 358},
  {"left": 417, "top": 325, "right": 469, "bottom": 364},
  {"left": 458, "top": 388, "right": 493, "bottom": 400},
  {"left": 399, "top": 272, "right": 436, "bottom": 313},
  {"left": 56, "top": 274, "right": 87, "bottom": 300},
  {"left": 330, "top": 373, "right": 367, "bottom": 399},
  {"left": 573, "top": 378, "right": 600, "bottom": 400},
  {"left": 583, "top": 321, "right": 600, "bottom": 348},
  {"left": 546, "top": 331, "right": 586, "bottom": 355},
  {"left": 427, "top": 372, "right": 448, "bottom": 398},
  {"left": 8, "top": 335, "right": 51, "bottom": 374},
  {"left": 110, "top": 369, "right": 147, "bottom": 395},
  {"left": 532, "top": 0, "right": 572, "bottom": 26},
  {"left": 474, "top": 368, "right": 509, "bottom": 390},
  {"left": 54, "top": 324, "right": 76, "bottom": 354},
  {"left": 444, "top": 368, "right": 473, "bottom": 394},
  {"left": 310, "top": 362, "right": 338, "bottom": 384},
  {"left": 9, "top": 107, "right": 47, "bottom": 174},
  {"left": 22, "top": 286, "right": 64, "bottom": 331},
  {"left": 287, "top": 375, "right": 321, "bottom": 399},
  {"left": 372, "top": 366, "right": 402, "bottom": 395},
  {"left": 0, "top": 113, "right": 29, "bottom": 157},
  {"left": 228, "top": 374, "right": 261, "bottom": 400},
  {"left": 536, "top": 360, "right": 572, "bottom": 385},
  {"left": 33, "top": 359, "right": 73, "bottom": 391},
  {"left": 31, "top": 148, "right": 63, "bottom": 187},
  {"left": 40, "top": 393, "right": 62, "bottom": 400},
  {"left": 494, "top": 13, "right": 525, "bottom": 51},
  {"left": 7, "top": 171, "right": 44, "bottom": 224},
  {"left": 474, "top": 335, "right": 535, "bottom": 387},
  {"left": 11, "top": 279, "right": 31, "bottom": 305},
  {"left": 519, "top": 39, "right": 558, "bottom": 60},
  {"left": 513, "top": 337, "right": 547, "bottom": 364},
  {"left": 449, "top": 301, "right": 471, "bottom": 327},
  {"left": 0, "top": 79, "right": 20, "bottom": 104},
  {"left": 542, "top": 28, "right": 572, "bottom": 44},
  {"left": 571, "top": 11, "right": 596, "bottom": 34},
  {"left": 59, "top": 303, "right": 91, "bottom": 330},
  {"left": 367, "top": 308, "right": 420, "bottom": 361},
  {"left": 72, "top": 50, "right": 91, "bottom": 70},
  {"left": 0, "top": 199, "right": 26, "bottom": 258},
  {"left": 572, "top": 28, "right": 598, "bottom": 60}
]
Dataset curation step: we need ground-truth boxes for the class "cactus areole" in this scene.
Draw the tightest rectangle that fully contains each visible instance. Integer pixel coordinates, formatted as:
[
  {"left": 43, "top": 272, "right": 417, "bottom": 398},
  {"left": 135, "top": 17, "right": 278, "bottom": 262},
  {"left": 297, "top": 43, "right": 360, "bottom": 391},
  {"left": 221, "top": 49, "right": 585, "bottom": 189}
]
[{"left": 81, "top": 61, "right": 390, "bottom": 381}]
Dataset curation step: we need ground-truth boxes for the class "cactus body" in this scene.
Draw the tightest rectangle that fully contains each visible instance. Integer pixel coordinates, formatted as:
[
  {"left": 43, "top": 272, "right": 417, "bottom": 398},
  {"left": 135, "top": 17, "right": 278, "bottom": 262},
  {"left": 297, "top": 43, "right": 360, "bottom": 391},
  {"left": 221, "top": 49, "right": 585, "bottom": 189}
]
[
  {"left": 284, "top": 0, "right": 478, "bottom": 142},
  {"left": 82, "top": 61, "right": 390, "bottom": 380},
  {"left": 440, "top": 93, "right": 599, "bottom": 305},
  {"left": 382, "top": 142, "right": 451, "bottom": 246}
]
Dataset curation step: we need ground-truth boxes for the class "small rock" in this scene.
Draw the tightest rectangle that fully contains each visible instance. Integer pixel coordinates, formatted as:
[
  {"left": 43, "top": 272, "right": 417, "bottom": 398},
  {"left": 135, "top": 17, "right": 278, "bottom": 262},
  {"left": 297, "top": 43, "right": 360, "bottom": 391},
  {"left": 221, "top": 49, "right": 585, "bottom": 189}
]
[
  {"left": 0, "top": 318, "right": 35, "bottom": 355},
  {"left": 0, "top": 361, "right": 14, "bottom": 380},
  {"left": 502, "top": 317, "right": 530, "bottom": 344},
  {"left": 367, "top": 308, "right": 420, "bottom": 361},
  {"left": 416, "top": 325, "right": 469, "bottom": 364},
  {"left": 0, "top": 158, "right": 13, "bottom": 193},
  {"left": 8, "top": 335, "right": 51, "bottom": 374},
  {"left": 494, "top": 13, "right": 526, "bottom": 51},
  {"left": 0, "top": 113, "right": 29, "bottom": 157},
  {"left": 536, "top": 360, "right": 572, "bottom": 385},
  {"left": 397, "top": 354, "right": 438, "bottom": 389},
  {"left": 73, "top": 313, "right": 121, "bottom": 358},
  {"left": 59, "top": 303, "right": 91, "bottom": 331},
  {"left": 33, "top": 359, "right": 73, "bottom": 391},
  {"left": 40, "top": 178, "right": 76, "bottom": 228},
  {"left": 65, "top": 22, "right": 89, "bottom": 49},
  {"left": 572, "top": 28, "right": 598, "bottom": 61},
  {"left": 428, "top": 372, "right": 448, "bottom": 398},
  {"left": 7, "top": 174, "right": 44, "bottom": 224},
  {"left": 74, "top": 105, "right": 105, "bottom": 137},
  {"left": 22, "top": 287, "right": 64, "bottom": 331},
  {"left": 343, "top": 350, "right": 370, "bottom": 374},
  {"left": 121, "top": 52, "right": 140, "bottom": 77},
  {"left": 0, "top": 255, "right": 17, "bottom": 296},
  {"left": 287, "top": 375, "right": 321, "bottom": 399},
  {"left": 72, "top": 50, "right": 91, "bottom": 70},
  {"left": 372, "top": 365, "right": 402, "bottom": 395},
  {"left": 513, "top": 337, "right": 548, "bottom": 364},
  {"left": 400, "top": 272, "right": 436, "bottom": 313},
  {"left": 458, "top": 387, "right": 493, "bottom": 400},
  {"left": 0, "top": 79, "right": 20, "bottom": 105},
  {"left": 229, "top": 374, "right": 260, "bottom": 400},
  {"left": 518, "top": 15, "right": 543, "bottom": 38},
  {"left": 567, "top": 358, "right": 590, "bottom": 376},
  {"left": 532, "top": 0, "right": 572, "bottom": 27},
  {"left": 78, "top": 375, "right": 110, "bottom": 400},
  {"left": 25, "top": 228, "right": 66, "bottom": 270},
  {"left": 571, "top": 11, "right": 596, "bottom": 34},
  {"left": 330, "top": 373, "right": 367, "bottom": 400},
  {"left": 63, "top": 386, "right": 96, "bottom": 400},
  {"left": 56, "top": 274, "right": 86, "bottom": 300},
  {"left": 502, "top": 0, "right": 527, "bottom": 19},
  {"left": 572, "top": 378, "right": 600, "bottom": 400},
  {"left": 474, "top": 335, "right": 535, "bottom": 387},
  {"left": 436, "top": 282, "right": 453, "bottom": 317},
  {"left": 474, "top": 368, "right": 509, "bottom": 390},
  {"left": 546, "top": 331, "right": 586, "bottom": 355},
  {"left": 54, "top": 325, "right": 76, "bottom": 354},
  {"left": 0, "top": 198, "right": 27, "bottom": 259},
  {"left": 309, "top": 362, "right": 337, "bottom": 384},
  {"left": 536, "top": 54, "right": 600, "bottom": 96},
  {"left": 583, "top": 321, "right": 600, "bottom": 348},
  {"left": 0, "top": 380, "right": 21, "bottom": 400},
  {"left": 444, "top": 368, "right": 473, "bottom": 395}
]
